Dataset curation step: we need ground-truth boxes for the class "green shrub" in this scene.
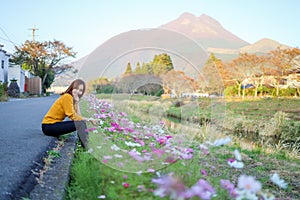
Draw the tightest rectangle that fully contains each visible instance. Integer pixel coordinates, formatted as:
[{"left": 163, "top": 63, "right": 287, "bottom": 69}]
[
  {"left": 224, "top": 85, "right": 238, "bottom": 97},
  {"left": 96, "top": 84, "right": 115, "bottom": 94},
  {"left": 0, "top": 82, "right": 8, "bottom": 101},
  {"left": 257, "top": 86, "right": 276, "bottom": 96},
  {"left": 279, "top": 88, "right": 297, "bottom": 97}
]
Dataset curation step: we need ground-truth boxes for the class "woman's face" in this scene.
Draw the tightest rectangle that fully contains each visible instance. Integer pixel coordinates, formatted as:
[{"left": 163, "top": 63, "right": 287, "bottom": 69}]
[{"left": 72, "top": 84, "right": 84, "bottom": 98}]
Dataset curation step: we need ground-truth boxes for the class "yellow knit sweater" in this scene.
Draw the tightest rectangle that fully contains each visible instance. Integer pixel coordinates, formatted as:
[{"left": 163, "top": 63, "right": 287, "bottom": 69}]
[{"left": 42, "top": 93, "right": 83, "bottom": 124}]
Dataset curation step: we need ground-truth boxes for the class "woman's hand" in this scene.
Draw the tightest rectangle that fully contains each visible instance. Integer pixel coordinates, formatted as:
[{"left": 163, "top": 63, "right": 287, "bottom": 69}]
[
  {"left": 72, "top": 89, "right": 80, "bottom": 102},
  {"left": 83, "top": 117, "right": 99, "bottom": 126}
]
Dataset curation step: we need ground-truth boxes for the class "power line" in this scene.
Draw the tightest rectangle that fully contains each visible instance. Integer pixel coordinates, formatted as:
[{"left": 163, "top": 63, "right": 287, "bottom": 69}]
[{"left": 0, "top": 25, "right": 20, "bottom": 47}]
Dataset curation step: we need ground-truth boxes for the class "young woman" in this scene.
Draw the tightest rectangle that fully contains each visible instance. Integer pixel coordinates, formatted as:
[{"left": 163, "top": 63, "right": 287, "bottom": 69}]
[{"left": 42, "top": 79, "right": 93, "bottom": 148}]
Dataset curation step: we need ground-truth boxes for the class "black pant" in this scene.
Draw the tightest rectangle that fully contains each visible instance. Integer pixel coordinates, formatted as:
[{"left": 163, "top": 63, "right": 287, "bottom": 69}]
[{"left": 42, "top": 120, "right": 88, "bottom": 148}]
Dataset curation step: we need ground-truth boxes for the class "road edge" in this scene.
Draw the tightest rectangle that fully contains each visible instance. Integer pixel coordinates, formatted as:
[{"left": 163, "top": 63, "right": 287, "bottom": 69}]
[{"left": 29, "top": 133, "right": 77, "bottom": 200}]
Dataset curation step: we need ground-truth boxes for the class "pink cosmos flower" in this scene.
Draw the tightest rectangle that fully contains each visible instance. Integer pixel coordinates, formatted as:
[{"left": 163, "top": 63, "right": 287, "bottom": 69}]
[
  {"left": 238, "top": 175, "right": 262, "bottom": 194},
  {"left": 128, "top": 151, "right": 144, "bottom": 162},
  {"left": 103, "top": 159, "right": 108, "bottom": 164},
  {"left": 123, "top": 182, "right": 130, "bottom": 188},
  {"left": 220, "top": 179, "right": 237, "bottom": 198},
  {"left": 85, "top": 127, "right": 97, "bottom": 132},
  {"left": 119, "top": 112, "right": 127, "bottom": 117},
  {"left": 157, "top": 137, "right": 167, "bottom": 145},
  {"left": 151, "top": 148, "right": 165, "bottom": 158},
  {"left": 185, "top": 179, "right": 216, "bottom": 200},
  {"left": 147, "top": 168, "right": 155, "bottom": 173},
  {"left": 152, "top": 174, "right": 187, "bottom": 199},
  {"left": 199, "top": 144, "right": 210, "bottom": 155},
  {"left": 200, "top": 169, "right": 208, "bottom": 176},
  {"left": 107, "top": 127, "right": 116, "bottom": 132},
  {"left": 99, "top": 113, "right": 107, "bottom": 119}
]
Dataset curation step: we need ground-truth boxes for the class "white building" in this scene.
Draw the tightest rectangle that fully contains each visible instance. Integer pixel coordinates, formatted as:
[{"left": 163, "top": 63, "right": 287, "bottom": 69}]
[
  {"left": 0, "top": 47, "right": 10, "bottom": 83},
  {"left": 8, "top": 64, "right": 26, "bottom": 92}
]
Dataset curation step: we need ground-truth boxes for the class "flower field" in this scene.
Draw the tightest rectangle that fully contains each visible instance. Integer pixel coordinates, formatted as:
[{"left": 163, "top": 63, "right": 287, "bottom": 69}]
[{"left": 66, "top": 95, "right": 300, "bottom": 200}]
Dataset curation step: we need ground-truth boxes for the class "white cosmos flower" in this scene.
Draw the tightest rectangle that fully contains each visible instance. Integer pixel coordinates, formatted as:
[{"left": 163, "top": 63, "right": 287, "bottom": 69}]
[
  {"left": 87, "top": 148, "right": 94, "bottom": 153},
  {"left": 213, "top": 137, "right": 232, "bottom": 146},
  {"left": 234, "top": 149, "right": 242, "bottom": 161},
  {"left": 228, "top": 160, "right": 244, "bottom": 169},
  {"left": 125, "top": 141, "right": 142, "bottom": 147},
  {"left": 270, "top": 173, "right": 288, "bottom": 189},
  {"left": 111, "top": 144, "right": 120, "bottom": 151}
]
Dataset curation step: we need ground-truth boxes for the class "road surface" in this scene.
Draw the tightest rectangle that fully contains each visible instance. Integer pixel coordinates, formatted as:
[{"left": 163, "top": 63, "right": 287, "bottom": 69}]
[{"left": 0, "top": 95, "right": 59, "bottom": 199}]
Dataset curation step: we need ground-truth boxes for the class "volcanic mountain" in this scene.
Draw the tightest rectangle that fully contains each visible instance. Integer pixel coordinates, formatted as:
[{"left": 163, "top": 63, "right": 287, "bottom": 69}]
[
  {"left": 160, "top": 12, "right": 249, "bottom": 49},
  {"left": 52, "top": 12, "right": 290, "bottom": 86}
]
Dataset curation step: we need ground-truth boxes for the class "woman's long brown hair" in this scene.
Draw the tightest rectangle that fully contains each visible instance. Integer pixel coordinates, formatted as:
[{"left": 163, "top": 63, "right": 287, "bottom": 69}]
[{"left": 61, "top": 79, "right": 86, "bottom": 98}]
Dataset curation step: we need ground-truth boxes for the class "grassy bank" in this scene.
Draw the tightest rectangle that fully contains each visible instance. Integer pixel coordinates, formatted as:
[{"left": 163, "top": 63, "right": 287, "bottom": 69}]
[
  {"left": 66, "top": 95, "right": 300, "bottom": 199},
  {"left": 66, "top": 140, "right": 300, "bottom": 199}
]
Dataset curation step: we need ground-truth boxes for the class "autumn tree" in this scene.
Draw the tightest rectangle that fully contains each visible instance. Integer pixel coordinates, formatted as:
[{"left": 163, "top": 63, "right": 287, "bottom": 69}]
[
  {"left": 201, "top": 53, "right": 225, "bottom": 95},
  {"left": 11, "top": 40, "right": 76, "bottom": 92},
  {"left": 116, "top": 74, "right": 162, "bottom": 95},
  {"left": 267, "top": 47, "right": 300, "bottom": 96},
  {"left": 225, "top": 53, "right": 267, "bottom": 98},
  {"left": 161, "top": 70, "right": 198, "bottom": 97}
]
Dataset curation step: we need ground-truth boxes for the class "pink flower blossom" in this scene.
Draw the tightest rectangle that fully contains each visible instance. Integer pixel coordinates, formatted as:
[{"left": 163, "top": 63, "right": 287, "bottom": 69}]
[
  {"left": 151, "top": 148, "right": 165, "bottom": 158},
  {"left": 123, "top": 182, "right": 130, "bottom": 188},
  {"left": 185, "top": 179, "right": 216, "bottom": 200},
  {"left": 85, "top": 127, "right": 97, "bottom": 132},
  {"left": 238, "top": 175, "right": 262, "bottom": 194},
  {"left": 98, "top": 113, "right": 107, "bottom": 119},
  {"left": 147, "top": 168, "right": 155, "bottom": 173},
  {"left": 200, "top": 169, "right": 208, "bottom": 176},
  {"left": 128, "top": 150, "right": 144, "bottom": 162},
  {"left": 152, "top": 174, "right": 187, "bottom": 199},
  {"left": 199, "top": 144, "right": 210, "bottom": 155},
  {"left": 220, "top": 179, "right": 237, "bottom": 198}
]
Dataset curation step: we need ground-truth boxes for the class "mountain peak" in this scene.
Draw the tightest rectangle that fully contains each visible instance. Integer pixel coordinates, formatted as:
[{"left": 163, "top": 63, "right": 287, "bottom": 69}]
[
  {"left": 160, "top": 12, "right": 249, "bottom": 49},
  {"left": 179, "top": 12, "right": 196, "bottom": 19},
  {"left": 240, "top": 38, "right": 289, "bottom": 53}
]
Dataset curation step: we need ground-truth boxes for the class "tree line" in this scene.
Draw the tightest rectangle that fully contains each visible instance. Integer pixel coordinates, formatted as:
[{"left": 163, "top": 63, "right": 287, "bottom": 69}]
[
  {"left": 9, "top": 38, "right": 300, "bottom": 98},
  {"left": 92, "top": 47, "right": 300, "bottom": 98},
  {"left": 202, "top": 48, "right": 300, "bottom": 98}
]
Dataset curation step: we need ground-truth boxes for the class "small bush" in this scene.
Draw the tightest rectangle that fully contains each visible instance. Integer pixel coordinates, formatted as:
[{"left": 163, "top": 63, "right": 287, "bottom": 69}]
[
  {"left": 224, "top": 85, "right": 238, "bottom": 97},
  {"left": 96, "top": 84, "right": 115, "bottom": 94},
  {"left": 0, "top": 82, "right": 8, "bottom": 101}
]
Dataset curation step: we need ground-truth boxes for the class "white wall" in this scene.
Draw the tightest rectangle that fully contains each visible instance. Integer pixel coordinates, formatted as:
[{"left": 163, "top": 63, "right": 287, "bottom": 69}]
[
  {"left": 0, "top": 49, "right": 9, "bottom": 83},
  {"left": 8, "top": 64, "right": 26, "bottom": 92}
]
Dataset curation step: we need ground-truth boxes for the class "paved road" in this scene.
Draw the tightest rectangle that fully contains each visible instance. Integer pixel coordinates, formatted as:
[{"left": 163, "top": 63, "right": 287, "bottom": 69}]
[{"left": 0, "top": 95, "right": 59, "bottom": 200}]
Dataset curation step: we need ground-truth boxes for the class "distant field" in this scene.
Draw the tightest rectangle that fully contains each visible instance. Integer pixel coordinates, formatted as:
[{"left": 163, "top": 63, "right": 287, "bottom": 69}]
[
  {"left": 225, "top": 97, "right": 300, "bottom": 121},
  {"left": 94, "top": 94, "right": 300, "bottom": 121}
]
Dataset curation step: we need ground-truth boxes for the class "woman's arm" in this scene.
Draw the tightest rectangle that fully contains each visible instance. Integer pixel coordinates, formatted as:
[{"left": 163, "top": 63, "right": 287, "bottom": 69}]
[{"left": 74, "top": 101, "right": 82, "bottom": 116}]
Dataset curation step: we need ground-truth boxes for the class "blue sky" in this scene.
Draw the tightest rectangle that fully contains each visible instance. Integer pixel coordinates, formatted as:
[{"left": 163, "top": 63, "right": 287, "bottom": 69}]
[{"left": 0, "top": 0, "right": 299, "bottom": 60}]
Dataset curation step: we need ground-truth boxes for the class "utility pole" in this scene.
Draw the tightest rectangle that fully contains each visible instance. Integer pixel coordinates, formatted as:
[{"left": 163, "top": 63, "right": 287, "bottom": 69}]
[{"left": 29, "top": 26, "right": 38, "bottom": 41}]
